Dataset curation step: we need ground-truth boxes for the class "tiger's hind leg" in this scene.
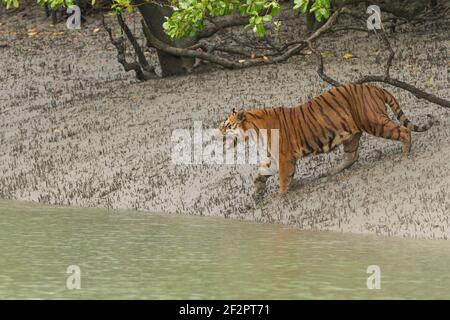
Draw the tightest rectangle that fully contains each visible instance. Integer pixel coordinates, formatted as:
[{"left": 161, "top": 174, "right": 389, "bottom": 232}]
[
  {"left": 329, "top": 132, "right": 362, "bottom": 176},
  {"left": 278, "top": 158, "right": 296, "bottom": 197},
  {"left": 372, "top": 119, "right": 411, "bottom": 156}
]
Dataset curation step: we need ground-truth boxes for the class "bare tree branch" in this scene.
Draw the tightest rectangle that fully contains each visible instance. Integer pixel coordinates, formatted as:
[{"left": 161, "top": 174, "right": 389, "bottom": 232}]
[
  {"left": 116, "top": 14, "right": 155, "bottom": 75},
  {"left": 355, "top": 76, "right": 450, "bottom": 108},
  {"left": 102, "top": 14, "right": 156, "bottom": 81},
  {"left": 308, "top": 40, "right": 341, "bottom": 87},
  {"left": 311, "top": 11, "right": 450, "bottom": 109}
]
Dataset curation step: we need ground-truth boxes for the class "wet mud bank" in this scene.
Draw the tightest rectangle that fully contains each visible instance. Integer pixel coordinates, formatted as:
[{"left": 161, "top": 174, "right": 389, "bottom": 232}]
[{"left": 0, "top": 9, "right": 449, "bottom": 239}]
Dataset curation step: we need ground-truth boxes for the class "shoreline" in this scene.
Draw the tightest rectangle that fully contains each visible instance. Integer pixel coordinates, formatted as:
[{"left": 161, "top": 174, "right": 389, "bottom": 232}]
[
  {"left": 1, "top": 9, "right": 449, "bottom": 239},
  {"left": 3, "top": 198, "right": 448, "bottom": 243}
]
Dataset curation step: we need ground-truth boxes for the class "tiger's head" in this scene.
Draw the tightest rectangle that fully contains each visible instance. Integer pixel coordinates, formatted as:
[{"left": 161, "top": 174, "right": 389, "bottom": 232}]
[{"left": 219, "top": 108, "right": 246, "bottom": 149}]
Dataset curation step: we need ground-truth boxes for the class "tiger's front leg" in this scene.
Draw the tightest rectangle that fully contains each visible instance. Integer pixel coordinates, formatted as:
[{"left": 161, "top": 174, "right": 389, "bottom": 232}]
[
  {"left": 254, "top": 159, "right": 277, "bottom": 194},
  {"left": 278, "top": 158, "right": 296, "bottom": 197}
]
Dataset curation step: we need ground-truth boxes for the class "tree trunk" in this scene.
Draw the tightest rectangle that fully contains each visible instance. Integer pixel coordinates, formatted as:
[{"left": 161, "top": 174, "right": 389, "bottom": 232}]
[
  {"left": 51, "top": 11, "right": 57, "bottom": 25},
  {"left": 306, "top": 1, "right": 316, "bottom": 31},
  {"left": 134, "top": 1, "right": 195, "bottom": 77}
]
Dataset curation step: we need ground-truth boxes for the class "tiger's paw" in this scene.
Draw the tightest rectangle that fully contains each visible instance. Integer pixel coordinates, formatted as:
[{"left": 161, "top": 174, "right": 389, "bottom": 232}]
[
  {"left": 252, "top": 187, "right": 266, "bottom": 204},
  {"left": 254, "top": 181, "right": 266, "bottom": 195},
  {"left": 276, "top": 190, "right": 287, "bottom": 198},
  {"left": 253, "top": 175, "right": 268, "bottom": 194}
]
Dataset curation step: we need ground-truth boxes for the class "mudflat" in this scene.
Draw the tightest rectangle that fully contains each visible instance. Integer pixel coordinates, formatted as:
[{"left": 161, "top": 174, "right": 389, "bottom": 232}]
[{"left": 0, "top": 9, "right": 449, "bottom": 239}]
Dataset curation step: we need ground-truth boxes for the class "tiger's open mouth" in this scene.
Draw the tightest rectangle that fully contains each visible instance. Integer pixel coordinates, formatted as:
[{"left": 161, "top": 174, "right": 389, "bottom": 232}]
[{"left": 224, "top": 133, "right": 237, "bottom": 149}]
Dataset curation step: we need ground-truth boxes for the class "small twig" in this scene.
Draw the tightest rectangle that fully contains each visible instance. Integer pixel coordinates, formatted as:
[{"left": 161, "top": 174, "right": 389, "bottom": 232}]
[
  {"left": 381, "top": 32, "right": 394, "bottom": 79},
  {"left": 329, "top": 26, "right": 369, "bottom": 33},
  {"left": 307, "top": 40, "right": 341, "bottom": 87}
]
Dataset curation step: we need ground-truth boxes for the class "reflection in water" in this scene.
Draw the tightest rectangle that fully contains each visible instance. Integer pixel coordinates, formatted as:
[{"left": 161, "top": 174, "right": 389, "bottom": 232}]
[{"left": 1, "top": 200, "right": 450, "bottom": 299}]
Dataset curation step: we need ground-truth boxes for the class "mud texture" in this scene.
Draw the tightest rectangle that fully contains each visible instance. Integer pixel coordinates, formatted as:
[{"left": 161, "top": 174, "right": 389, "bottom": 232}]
[{"left": 0, "top": 8, "right": 449, "bottom": 239}]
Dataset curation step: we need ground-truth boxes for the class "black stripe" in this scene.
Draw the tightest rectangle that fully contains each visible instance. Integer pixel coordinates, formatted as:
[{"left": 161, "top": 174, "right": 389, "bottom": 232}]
[
  {"left": 290, "top": 107, "right": 305, "bottom": 153},
  {"left": 297, "top": 108, "right": 314, "bottom": 153},
  {"left": 302, "top": 106, "right": 325, "bottom": 152},
  {"left": 316, "top": 101, "right": 339, "bottom": 131},
  {"left": 327, "top": 90, "right": 347, "bottom": 112},
  {"left": 363, "top": 85, "right": 383, "bottom": 118},
  {"left": 316, "top": 96, "right": 350, "bottom": 131},
  {"left": 287, "top": 107, "right": 301, "bottom": 150},
  {"left": 247, "top": 112, "right": 265, "bottom": 120},
  {"left": 296, "top": 108, "right": 312, "bottom": 155},
  {"left": 280, "top": 108, "right": 293, "bottom": 147},
  {"left": 336, "top": 86, "right": 353, "bottom": 107},
  {"left": 307, "top": 102, "right": 329, "bottom": 140}
]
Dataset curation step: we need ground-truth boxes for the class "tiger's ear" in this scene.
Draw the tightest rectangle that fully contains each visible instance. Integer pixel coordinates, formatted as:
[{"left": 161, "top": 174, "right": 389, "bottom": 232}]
[
  {"left": 232, "top": 108, "right": 237, "bottom": 114},
  {"left": 236, "top": 111, "right": 245, "bottom": 123}
]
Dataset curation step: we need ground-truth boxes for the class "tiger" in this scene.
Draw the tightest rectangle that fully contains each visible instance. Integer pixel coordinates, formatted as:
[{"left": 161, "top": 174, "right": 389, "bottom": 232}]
[{"left": 219, "top": 83, "right": 435, "bottom": 197}]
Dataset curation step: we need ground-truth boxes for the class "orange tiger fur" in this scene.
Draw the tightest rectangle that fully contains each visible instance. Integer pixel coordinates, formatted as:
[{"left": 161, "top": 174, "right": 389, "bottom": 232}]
[{"left": 219, "top": 84, "right": 435, "bottom": 197}]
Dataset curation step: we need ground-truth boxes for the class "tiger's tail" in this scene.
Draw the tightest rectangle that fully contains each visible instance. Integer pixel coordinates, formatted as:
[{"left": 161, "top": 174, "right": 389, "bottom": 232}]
[{"left": 380, "top": 88, "right": 436, "bottom": 132}]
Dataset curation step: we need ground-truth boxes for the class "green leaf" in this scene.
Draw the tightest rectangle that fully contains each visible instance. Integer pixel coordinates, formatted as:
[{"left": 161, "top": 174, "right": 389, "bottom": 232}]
[
  {"left": 256, "top": 23, "right": 265, "bottom": 37},
  {"left": 294, "top": 0, "right": 307, "bottom": 11},
  {"left": 271, "top": 3, "right": 280, "bottom": 16},
  {"left": 262, "top": 14, "right": 272, "bottom": 22}
]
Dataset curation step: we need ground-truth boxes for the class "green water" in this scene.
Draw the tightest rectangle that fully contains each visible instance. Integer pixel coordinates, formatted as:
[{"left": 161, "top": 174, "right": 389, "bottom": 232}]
[{"left": 1, "top": 200, "right": 450, "bottom": 299}]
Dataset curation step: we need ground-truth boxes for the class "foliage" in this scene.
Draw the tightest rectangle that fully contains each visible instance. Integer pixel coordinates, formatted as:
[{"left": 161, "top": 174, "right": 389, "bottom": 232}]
[
  {"left": 163, "top": 0, "right": 332, "bottom": 38},
  {"left": 294, "top": 0, "right": 331, "bottom": 21},
  {"left": 162, "top": 0, "right": 281, "bottom": 38},
  {"left": 2, "top": 0, "right": 75, "bottom": 9},
  {"left": 2, "top": 0, "right": 20, "bottom": 9}
]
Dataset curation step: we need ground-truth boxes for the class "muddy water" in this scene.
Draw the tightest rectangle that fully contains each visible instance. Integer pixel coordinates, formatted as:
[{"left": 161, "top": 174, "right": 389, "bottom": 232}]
[{"left": 1, "top": 200, "right": 450, "bottom": 299}]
